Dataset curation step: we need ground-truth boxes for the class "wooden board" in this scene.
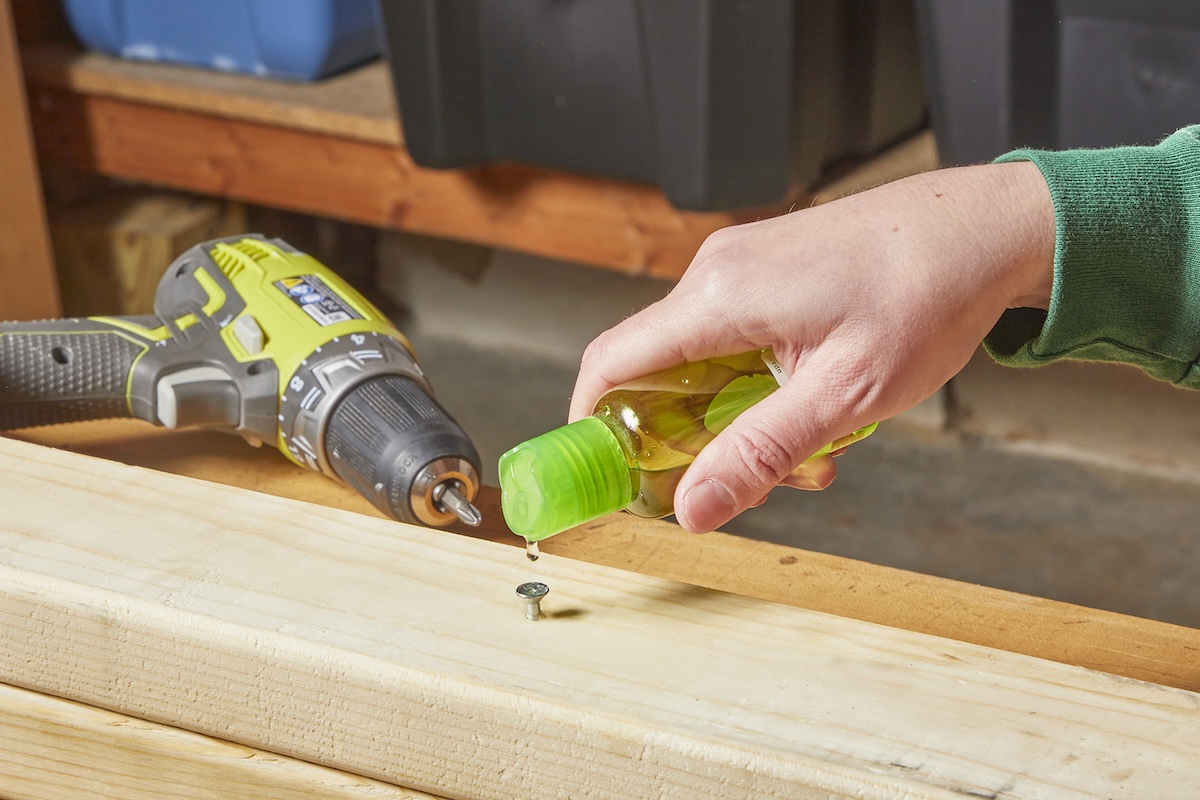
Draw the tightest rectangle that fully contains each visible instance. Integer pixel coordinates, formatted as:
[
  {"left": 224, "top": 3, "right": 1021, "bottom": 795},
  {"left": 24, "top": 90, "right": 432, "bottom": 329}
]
[
  {"left": 0, "top": 435, "right": 1197, "bottom": 799},
  {"left": 0, "top": 682, "right": 443, "bottom": 800},
  {"left": 0, "top": 2, "right": 60, "bottom": 320},
  {"left": 15, "top": 420, "right": 1200, "bottom": 695}
]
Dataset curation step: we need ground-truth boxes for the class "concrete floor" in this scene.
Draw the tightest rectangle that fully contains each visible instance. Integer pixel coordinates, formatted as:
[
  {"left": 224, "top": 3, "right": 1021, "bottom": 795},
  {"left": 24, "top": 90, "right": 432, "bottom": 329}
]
[{"left": 410, "top": 333, "right": 1200, "bottom": 630}]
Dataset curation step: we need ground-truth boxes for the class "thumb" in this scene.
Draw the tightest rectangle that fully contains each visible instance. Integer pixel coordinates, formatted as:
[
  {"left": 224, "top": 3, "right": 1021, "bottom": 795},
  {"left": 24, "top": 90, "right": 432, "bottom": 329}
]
[{"left": 673, "top": 379, "right": 858, "bottom": 532}]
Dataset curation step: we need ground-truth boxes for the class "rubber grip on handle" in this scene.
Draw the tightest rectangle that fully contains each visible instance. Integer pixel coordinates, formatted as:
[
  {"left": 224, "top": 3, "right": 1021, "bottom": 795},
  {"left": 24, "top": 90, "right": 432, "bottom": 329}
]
[{"left": 0, "top": 326, "right": 147, "bottom": 431}]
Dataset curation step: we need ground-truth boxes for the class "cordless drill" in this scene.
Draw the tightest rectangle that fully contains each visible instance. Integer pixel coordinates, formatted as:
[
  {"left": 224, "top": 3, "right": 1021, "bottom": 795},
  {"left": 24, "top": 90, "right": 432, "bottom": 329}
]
[{"left": 0, "top": 234, "right": 482, "bottom": 527}]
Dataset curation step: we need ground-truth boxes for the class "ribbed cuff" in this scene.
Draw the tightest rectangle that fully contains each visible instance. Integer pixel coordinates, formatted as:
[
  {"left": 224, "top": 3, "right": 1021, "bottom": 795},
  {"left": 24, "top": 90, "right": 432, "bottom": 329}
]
[{"left": 983, "top": 126, "right": 1200, "bottom": 387}]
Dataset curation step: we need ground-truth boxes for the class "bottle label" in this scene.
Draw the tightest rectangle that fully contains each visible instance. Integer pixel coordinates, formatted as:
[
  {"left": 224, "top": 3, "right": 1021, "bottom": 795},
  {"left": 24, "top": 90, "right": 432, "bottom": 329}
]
[{"left": 761, "top": 350, "right": 787, "bottom": 387}]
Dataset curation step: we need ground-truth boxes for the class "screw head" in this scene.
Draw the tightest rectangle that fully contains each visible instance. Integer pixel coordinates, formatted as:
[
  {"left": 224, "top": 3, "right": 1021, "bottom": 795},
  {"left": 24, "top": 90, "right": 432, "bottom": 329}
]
[
  {"left": 516, "top": 581, "right": 549, "bottom": 599},
  {"left": 516, "top": 581, "right": 549, "bottom": 620}
]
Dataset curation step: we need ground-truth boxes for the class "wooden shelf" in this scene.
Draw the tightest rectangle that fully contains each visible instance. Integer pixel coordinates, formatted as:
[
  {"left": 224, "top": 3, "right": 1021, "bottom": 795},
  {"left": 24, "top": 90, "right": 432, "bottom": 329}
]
[
  {"left": 21, "top": 44, "right": 937, "bottom": 280},
  {"left": 23, "top": 44, "right": 403, "bottom": 144}
]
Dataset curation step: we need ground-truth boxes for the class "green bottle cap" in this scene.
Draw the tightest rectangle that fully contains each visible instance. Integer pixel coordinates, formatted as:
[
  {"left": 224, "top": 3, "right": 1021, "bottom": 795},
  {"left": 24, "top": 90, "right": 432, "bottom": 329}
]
[{"left": 499, "top": 416, "right": 633, "bottom": 542}]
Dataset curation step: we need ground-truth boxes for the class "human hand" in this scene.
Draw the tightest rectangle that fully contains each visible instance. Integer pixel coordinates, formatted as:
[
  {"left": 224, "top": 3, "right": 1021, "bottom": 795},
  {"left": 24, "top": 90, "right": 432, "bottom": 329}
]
[{"left": 568, "top": 162, "right": 1055, "bottom": 532}]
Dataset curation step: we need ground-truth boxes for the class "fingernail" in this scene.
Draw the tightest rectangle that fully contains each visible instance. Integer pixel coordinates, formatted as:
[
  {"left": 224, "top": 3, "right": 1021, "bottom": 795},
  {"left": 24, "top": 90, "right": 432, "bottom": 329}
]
[{"left": 682, "top": 479, "right": 735, "bottom": 532}]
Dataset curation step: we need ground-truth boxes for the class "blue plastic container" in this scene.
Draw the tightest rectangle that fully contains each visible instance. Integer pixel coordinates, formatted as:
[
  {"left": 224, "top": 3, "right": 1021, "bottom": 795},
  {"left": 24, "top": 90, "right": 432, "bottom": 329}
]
[{"left": 64, "top": 0, "right": 382, "bottom": 80}]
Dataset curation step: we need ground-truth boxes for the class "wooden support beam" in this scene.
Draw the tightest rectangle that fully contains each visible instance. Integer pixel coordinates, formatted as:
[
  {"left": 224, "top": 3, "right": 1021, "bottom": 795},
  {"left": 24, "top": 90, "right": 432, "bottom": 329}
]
[
  {"left": 0, "top": 435, "right": 1197, "bottom": 799},
  {"left": 0, "top": 1, "right": 60, "bottom": 320}
]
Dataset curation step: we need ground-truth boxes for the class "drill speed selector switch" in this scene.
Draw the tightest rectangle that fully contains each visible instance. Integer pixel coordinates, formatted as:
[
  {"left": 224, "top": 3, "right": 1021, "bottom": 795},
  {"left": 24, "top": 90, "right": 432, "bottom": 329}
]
[{"left": 0, "top": 234, "right": 482, "bottom": 528}]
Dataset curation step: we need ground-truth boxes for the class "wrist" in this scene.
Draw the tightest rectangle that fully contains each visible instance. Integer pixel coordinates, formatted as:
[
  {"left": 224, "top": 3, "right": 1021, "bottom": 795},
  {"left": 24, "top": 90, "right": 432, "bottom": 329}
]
[
  {"left": 988, "top": 160, "right": 1056, "bottom": 310},
  {"left": 885, "top": 161, "right": 1055, "bottom": 318}
]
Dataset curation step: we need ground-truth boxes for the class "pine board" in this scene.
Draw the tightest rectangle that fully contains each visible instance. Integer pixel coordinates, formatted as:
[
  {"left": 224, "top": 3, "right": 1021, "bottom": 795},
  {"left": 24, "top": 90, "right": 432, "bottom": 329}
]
[
  {"left": 0, "top": 435, "right": 1197, "bottom": 799},
  {"left": 15, "top": 419, "right": 1200, "bottom": 695},
  {"left": 0, "top": 681, "right": 443, "bottom": 800}
]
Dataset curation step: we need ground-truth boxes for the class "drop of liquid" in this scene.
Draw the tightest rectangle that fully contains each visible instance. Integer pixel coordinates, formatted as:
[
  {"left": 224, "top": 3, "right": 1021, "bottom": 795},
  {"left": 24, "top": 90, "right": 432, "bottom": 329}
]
[{"left": 525, "top": 539, "right": 541, "bottom": 562}]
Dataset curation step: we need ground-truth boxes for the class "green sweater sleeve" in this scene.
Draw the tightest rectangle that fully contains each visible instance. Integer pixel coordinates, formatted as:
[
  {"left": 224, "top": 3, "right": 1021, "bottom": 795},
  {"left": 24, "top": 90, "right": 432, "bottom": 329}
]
[{"left": 983, "top": 126, "right": 1200, "bottom": 389}]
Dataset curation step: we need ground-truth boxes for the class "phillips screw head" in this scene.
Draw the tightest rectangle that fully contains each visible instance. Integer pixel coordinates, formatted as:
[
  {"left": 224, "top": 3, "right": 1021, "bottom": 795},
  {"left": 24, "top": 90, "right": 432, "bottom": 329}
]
[{"left": 516, "top": 581, "right": 549, "bottom": 621}]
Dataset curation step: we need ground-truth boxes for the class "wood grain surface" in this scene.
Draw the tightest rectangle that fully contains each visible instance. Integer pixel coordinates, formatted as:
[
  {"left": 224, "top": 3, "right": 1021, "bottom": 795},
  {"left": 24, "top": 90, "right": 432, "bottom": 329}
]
[
  {"left": 0, "top": 682, "right": 444, "bottom": 800},
  {"left": 14, "top": 420, "right": 1200, "bottom": 694},
  {"left": 0, "top": 3, "right": 60, "bottom": 319},
  {"left": 0, "top": 435, "right": 1197, "bottom": 799}
]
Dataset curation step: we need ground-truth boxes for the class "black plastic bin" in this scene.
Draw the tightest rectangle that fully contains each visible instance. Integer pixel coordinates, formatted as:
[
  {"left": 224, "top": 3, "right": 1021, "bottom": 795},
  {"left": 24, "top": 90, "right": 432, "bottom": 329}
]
[
  {"left": 917, "top": 0, "right": 1200, "bottom": 167},
  {"left": 377, "top": 0, "right": 927, "bottom": 211}
]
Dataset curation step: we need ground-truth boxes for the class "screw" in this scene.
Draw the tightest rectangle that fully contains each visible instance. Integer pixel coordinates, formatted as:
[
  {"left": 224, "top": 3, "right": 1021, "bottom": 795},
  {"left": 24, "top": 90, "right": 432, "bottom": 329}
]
[{"left": 516, "top": 581, "right": 549, "bottom": 621}]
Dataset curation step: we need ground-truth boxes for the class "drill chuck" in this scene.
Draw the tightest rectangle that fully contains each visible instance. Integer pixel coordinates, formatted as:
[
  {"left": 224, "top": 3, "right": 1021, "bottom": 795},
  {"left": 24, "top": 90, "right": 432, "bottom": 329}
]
[{"left": 325, "top": 374, "right": 481, "bottom": 527}]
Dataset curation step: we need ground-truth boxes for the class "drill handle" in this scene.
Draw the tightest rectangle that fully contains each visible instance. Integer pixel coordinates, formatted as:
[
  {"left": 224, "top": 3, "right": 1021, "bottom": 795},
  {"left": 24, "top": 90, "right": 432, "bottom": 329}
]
[{"left": 0, "top": 318, "right": 157, "bottom": 431}]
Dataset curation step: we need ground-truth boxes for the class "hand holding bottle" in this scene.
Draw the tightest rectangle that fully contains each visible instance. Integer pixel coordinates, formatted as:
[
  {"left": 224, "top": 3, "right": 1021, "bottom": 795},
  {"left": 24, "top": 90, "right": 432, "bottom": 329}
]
[
  {"left": 499, "top": 349, "right": 877, "bottom": 542},
  {"left": 568, "top": 162, "right": 1056, "bottom": 532}
]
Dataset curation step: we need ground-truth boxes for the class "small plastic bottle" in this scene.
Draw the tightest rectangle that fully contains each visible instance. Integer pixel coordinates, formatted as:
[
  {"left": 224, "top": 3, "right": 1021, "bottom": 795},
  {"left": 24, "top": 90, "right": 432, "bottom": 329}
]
[{"left": 499, "top": 349, "right": 877, "bottom": 542}]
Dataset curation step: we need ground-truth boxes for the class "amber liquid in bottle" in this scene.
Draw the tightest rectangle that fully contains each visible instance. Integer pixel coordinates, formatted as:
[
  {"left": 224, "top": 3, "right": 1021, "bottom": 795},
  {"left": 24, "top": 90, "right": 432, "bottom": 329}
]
[{"left": 590, "top": 350, "right": 788, "bottom": 519}]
